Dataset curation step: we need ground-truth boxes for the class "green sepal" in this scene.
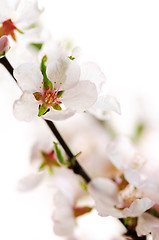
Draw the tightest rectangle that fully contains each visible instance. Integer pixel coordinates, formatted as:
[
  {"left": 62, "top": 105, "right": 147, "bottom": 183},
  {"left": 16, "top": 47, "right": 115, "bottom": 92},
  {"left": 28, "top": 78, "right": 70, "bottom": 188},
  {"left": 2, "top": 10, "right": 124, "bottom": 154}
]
[
  {"left": 132, "top": 122, "right": 145, "bottom": 143},
  {"left": 53, "top": 142, "right": 66, "bottom": 165},
  {"left": 68, "top": 56, "right": 75, "bottom": 60},
  {"left": 69, "top": 151, "right": 82, "bottom": 166},
  {"left": 0, "top": 52, "right": 5, "bottom": 58},
  {"left": 123, "top": 217, "right": 130, "bottom": 225},
  {"left": 80, "top": 181, "right": 88, "bottom": 191},
  {"left": 52, "top": 103, "right": 62, "bottom": 110},
  {"left": 40, "top": 55, "right": 53, "bottom": 90},
  {"left": 48, "top": 166, "right": 53, "bottom": 175},
  {"left": 38, "top": 162, "right": 46, "bottom": 171},
  {"left": 33, "top": 92, "right": 43, "bottom": 101},
  {"left": 15, "top": 27, "right": 24, "bottom": 34},
  {"left": 38, "top": 103, "right": 48, "bottom": 116},
  {"left": 57, "top": 91, "right": 64, "bottom": 98},
  {"left": 30, "top": 42, "right": 43, "bottom": 51},
  {"left": 73, "top": 206, "right": 92, "bottom": 218}
]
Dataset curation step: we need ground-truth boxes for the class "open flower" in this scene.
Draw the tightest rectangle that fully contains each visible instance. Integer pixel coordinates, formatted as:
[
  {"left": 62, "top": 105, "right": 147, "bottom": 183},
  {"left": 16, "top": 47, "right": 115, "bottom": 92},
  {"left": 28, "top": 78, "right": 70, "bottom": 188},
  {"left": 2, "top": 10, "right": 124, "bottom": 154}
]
[
  {"left": 0, "top": 35, "right": 9, "bottom": 56},
  {"left": 17, "top": 137, "right": 62, "bottom": 191},
  {"left": 0, "top": 0, "right": 42, "bottom": 41},
  {"left": 13, "top": 56, "right": 97, "bottom": 121},
  {"left": 88, "top": 178, "right": 154, "bottom": 218}
]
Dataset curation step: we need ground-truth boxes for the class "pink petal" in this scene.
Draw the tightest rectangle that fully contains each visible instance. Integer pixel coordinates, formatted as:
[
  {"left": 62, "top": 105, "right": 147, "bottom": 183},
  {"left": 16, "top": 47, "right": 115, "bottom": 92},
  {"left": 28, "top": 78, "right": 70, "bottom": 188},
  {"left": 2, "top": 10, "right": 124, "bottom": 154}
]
[{"left": 0, "top": 36, "right": 9, "bottom": 55}]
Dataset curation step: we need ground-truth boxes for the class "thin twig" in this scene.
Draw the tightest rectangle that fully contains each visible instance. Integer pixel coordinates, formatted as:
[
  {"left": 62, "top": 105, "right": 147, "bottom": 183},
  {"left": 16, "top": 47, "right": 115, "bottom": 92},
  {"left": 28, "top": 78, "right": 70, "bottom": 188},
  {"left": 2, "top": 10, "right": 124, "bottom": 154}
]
[{"left": 0, "top": 56, "right": 91, "bottom": 183}]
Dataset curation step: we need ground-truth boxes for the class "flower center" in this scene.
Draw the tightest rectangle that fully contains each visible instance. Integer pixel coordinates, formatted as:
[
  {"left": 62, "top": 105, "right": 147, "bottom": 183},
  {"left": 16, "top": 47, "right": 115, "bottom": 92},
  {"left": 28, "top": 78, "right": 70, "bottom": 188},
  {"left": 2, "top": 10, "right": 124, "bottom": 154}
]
[
  {"left": 33, "top": 87, "right": 63, "bottom": 116},
  {"left": 39, "top": 149, "right": 60, "bottom": 174},
  {"left": 0, "top": 19, "right": 16, "bottom": 40},
  {"left": 44, "top": 89, "right": 62, "bottom": 105}
]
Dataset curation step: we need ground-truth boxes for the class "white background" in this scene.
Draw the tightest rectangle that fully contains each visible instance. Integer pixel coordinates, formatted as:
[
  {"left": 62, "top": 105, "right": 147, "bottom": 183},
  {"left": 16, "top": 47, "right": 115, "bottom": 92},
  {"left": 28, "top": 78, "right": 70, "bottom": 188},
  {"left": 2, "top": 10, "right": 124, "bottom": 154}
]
[{"left": 1, "top": 0, "right": 159, "bottom": 239}]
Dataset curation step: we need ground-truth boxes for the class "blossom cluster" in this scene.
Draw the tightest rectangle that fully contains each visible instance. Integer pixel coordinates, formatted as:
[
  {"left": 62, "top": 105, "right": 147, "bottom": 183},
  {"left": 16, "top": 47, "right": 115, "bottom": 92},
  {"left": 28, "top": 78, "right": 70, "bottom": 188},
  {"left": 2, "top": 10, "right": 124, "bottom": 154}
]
[{"left": 1, "top": 0, "right": 159, "bottom": 240}]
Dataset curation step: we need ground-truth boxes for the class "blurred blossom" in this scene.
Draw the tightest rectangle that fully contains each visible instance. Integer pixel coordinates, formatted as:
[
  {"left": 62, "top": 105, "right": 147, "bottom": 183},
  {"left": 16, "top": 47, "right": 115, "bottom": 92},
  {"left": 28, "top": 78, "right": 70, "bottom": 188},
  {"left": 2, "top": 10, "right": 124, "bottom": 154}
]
[
  {"left": 0, "top": 0, "right": 43, "bottom": 41},
  {"left": 51, "top": 168, "right": 91, "bottom": 237},
  {"left": 0, "top": 35, "right": 9, "bottom": 56}
]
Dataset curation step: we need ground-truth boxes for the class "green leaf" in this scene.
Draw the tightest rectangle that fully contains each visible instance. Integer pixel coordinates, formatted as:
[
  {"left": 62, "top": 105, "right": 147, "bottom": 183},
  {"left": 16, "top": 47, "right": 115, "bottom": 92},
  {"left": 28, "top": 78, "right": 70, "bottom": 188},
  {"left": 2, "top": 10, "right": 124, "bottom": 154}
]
[
  {"left": 53, "top": 142, "right": 66, "bottom": 165},
  {"left": 40, "top": 55, "right": 53, "bottom": 90},
  {"left": 29, "top": 42, "right": 43, "bottom": 51},
  {"left": 38, "top": 103, "right": 48, "bottom": 116}
]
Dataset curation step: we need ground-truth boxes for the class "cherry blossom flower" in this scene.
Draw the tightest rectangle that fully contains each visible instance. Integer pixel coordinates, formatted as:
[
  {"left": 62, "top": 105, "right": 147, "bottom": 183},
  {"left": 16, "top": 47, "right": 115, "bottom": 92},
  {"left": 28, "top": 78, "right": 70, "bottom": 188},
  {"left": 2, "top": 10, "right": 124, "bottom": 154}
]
[
  {"left": 40, "top": 44, "right": 121, "bottom": 121},
  {"left": 0, "top": 0, "right": 42, "bottom": 41},
  {"left": 17, "top": 140, "right": 61, "bottom": 191},
  {"left": 0, "top": 35, "right": 9, "bottom": 56},
  {"left": 13, "top": 55, "right": 98, "bottom": 121},
  {"left": 88, "top": 177, "right": 154, "bottom": 218}
]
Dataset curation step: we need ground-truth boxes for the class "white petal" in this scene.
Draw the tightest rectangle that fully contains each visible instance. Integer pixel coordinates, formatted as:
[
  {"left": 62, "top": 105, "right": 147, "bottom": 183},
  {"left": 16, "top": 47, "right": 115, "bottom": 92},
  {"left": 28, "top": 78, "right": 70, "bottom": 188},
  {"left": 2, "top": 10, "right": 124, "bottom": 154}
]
[
  {"left": 52, "top": 192, "right": 75, "bottom": 236},
  {"left": 107, "top": 136, "right": 137, "bottom": 170},
  {"left": 0, "top": 0, "right": 11, "bottom": 22},
  {"left": 123, "top": 198, "right": 154, "bottom": 217},
  {"left": 53, "top": 216, "right": 75, "bottom": 236},
  {"left": 124, "top": 168, "right": 141, "bottom": 187},
  {"left": 136, "top": 213, "right": 159, "bottom": 237},
  {"left": 14, "top": 63, "right": 43, "bottom": 92},
  {"left": 71, "top": 46, "right": 81, "bottom": 59},
  {"left": 47, "top": 58, "right": 80, "bottom": 90},
  {"left": 0, "top": 36, "right": 9, "bottom": 56},
  {"left": 88, "top": 106, "right": 111, "bottom": 120},
  {"left": 17, "top": 172, "right": 45, "bottom": 191},
  {"left": 93, "top": 95, "right": 121, "bottom": 114},
  {"left": 80, "top": 62, "right": 106, "bottom": 92},
  {"left": 88, "top": 178, "right": 123, "bottom": 218},
  {"left": 106, "top": 142, "right": 123, "bottom": 170},
  {"left": 15, "top": 0, "right": 43, "bottom": 27},
  {"left": 13, "top": 91, "right": 39, "bottom": 121},
  {"left": 43, "top": 108, "right": 75, "bottom": 121},
  {"left": 63, "top": 80, "right": 97, "bottom": 111}
]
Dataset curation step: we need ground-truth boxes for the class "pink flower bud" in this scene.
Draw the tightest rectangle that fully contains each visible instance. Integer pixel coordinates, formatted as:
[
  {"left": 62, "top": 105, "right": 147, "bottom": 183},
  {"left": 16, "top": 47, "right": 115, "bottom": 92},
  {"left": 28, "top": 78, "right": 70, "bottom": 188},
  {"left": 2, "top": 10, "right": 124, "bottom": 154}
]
[{"left": 0, "top": 36, "right": 9, "bottom": 56}]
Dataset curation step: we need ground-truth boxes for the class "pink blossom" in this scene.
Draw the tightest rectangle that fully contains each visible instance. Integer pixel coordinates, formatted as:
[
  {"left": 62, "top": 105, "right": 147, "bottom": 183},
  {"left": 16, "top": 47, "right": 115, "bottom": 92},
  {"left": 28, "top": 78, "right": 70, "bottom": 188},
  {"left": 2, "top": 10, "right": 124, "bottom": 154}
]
[{"left": 0, "top": 35, "right": 9, "bottom": 56}]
